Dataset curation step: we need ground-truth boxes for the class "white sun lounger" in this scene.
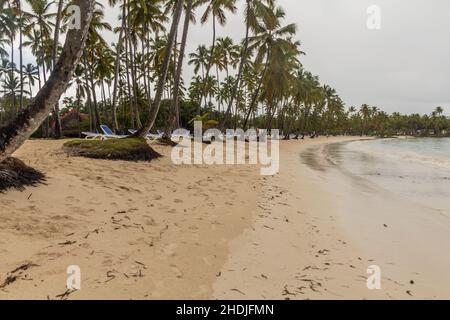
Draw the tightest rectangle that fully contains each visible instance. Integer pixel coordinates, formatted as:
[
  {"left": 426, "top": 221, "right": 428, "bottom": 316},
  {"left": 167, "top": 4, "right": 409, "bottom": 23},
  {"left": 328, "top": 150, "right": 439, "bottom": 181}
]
[
  {"left": 100, "top": 125, "right": 128, "bottom": 139},
  {"left": 81, "top": 131, "right": 105, "bottom": 140},
  {"left": 128, "top": 129, "right": 163, "bottom": 141}
]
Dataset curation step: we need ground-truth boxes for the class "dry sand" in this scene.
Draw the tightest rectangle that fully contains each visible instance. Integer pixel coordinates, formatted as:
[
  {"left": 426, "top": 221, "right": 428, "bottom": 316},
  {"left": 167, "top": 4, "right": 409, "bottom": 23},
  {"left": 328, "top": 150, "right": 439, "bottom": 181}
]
[
  {"left": 1, "top": 136, "right": 448, "bottom": 299},
  {"left": 0, "top": 139, "right": 259, "bottom": 299}
]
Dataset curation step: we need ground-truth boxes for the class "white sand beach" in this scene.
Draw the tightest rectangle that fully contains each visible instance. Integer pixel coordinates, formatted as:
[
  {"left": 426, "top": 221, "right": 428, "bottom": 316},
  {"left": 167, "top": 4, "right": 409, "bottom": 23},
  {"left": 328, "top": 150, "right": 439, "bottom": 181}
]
[{"left": 1, "top": 137, "right": 450, "bottom": 299}]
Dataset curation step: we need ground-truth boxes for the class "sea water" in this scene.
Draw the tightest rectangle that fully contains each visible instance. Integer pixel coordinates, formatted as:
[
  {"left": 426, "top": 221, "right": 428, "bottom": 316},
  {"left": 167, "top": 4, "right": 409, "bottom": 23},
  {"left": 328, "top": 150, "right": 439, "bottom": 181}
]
[{"left": 328, "top": 138, "right": 450, "bottom": 218}]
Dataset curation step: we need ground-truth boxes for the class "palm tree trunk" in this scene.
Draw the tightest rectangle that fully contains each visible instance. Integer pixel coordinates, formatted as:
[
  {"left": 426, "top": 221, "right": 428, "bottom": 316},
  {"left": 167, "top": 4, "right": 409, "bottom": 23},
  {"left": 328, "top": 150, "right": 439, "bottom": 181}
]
[
  {"left": 10, "top": 33, "right": 16, "bottom": 114},
  {"left": 84, "top": 75, "right": 94, "bottom": 132},
  {"left": 125, "top": 1, "right": 141, "bottom": 129},
  {"left": 129, "top": 39, "right": 141, "bottom": 128},
  {"left": 87, "top": 57, "right": 101, "bottom": 131},
  {"left": 134, "top": 0, "right": 184, "bottom": 137},
  {"left": 0, "top": 0, "right": 94, "bottom": 163},
  {"left": 216, "top": 65, "right": 221, "bottom": 112},
  {"left": 222, "top": 0, "right": 250, "bottom": 128},
  {"left": 243, "top": 51, "right": 270, "bottom": 130},
  {"left": 51, "top": 0, "right": 65, "bottom": 138},
  {"left": 199, "top": 12, "right": 216, "bottom": 110},
  {"left": 110, "top": 1, "right": 126, "bottom": 133},
  {"left": 18, "top": 0, "right": 24, "bottom": 111},
  {"left": 171, "top": 0, "right": 193, "bottom": 130},
  {"left": 123, "top": 20, "right": 134, "bottom": 129}
]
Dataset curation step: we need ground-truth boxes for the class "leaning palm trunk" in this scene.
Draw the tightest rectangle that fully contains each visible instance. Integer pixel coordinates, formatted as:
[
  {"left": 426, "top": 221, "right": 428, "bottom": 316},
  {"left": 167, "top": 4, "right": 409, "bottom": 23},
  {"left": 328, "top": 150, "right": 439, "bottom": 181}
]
[
  {"left": 171, "top": 0, "right": 194, "bottom": 129},
  {"left": 0, "top": 0, "right": 94, "bottom": 163},
  {"left": 243, "top": 52, "right": 270, "bottom": 130},
  {"left": 134, "top": 0, "right": 184, "bottom": 137}
]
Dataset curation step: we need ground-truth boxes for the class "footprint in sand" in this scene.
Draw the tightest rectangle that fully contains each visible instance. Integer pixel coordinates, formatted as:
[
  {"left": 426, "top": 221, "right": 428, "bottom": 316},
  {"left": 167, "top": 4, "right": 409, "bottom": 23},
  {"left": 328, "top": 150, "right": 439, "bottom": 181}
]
[
  {"left": 170, "top": 265, "right": 183, "bottom": 278},
  {"left": 162, "top": 243, "right": 178, "bottom": 257}
]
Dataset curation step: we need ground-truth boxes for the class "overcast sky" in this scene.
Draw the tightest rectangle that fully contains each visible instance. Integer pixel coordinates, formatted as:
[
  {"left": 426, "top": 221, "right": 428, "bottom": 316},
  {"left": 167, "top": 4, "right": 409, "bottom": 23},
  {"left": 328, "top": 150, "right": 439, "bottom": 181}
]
[{"left": 19, "top": 0, "right": 450, "bottom": 115}]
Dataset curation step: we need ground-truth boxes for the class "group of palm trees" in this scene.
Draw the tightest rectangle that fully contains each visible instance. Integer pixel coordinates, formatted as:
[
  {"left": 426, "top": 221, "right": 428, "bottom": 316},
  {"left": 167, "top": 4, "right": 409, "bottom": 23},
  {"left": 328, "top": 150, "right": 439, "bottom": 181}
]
[{"left": 0, "top": 0, "right": 449, "bottom": 138}]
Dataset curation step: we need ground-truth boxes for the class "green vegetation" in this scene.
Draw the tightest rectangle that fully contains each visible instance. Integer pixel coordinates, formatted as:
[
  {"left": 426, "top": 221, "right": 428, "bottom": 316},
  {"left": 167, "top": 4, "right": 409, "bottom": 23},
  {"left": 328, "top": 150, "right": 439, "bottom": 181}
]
[
  {"left": 63, "top": 137, "right": 161, "bottom": 161},
  {"left": 1, "top": 0, "right": 448, "bottom": 139}
]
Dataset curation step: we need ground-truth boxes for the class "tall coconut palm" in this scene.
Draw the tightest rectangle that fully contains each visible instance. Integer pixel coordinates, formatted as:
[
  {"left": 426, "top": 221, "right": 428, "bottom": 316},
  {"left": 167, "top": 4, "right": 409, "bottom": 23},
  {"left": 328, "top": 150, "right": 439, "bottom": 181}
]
[
  {"left": 134, "top": 0, "right": 184, "bottom": 137},
  {"left": 24, "top": 0, "right": 56, "bottom": 85},
  {"left": 171, "top": 0, "right": 195, "bottom": 128},
  {"left": 22, "top": 29, "right": 44, "bottom": 89},
  {"left": 50, "top": 0, "right": 65, "bottom": 137},
  {"left": 222, "top": 0, "right": 275, "bottom": 127},
  {"left": 22, "top": 63, "right": 39, "bottom": 98},
  {"left": 10, "top": 0, "right": 26, "bottom": 111},
  {"left": 197, "top": 0, "right": 236, "bottom": 110},
  {"left": 243, "top": 5, "right": 297, "bottom": 129},
  {"left": 188, "top": 45, "right": 209, "bottom": 79},
  {"left": 1, "top": 3, "right": 17, "bottom": 112}
]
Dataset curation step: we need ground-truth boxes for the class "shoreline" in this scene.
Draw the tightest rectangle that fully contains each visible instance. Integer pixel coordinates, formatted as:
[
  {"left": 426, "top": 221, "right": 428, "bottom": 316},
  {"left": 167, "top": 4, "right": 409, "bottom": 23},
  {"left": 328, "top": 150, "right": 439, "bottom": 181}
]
[
  {"left": 213, "top": 136, "right": 450, "bottom": 299},
  {"left": 212, "top": 136, "right": 395, "bottom": 300},
  {"left": 1, "top": 136, "right": 449, "bottom": 299}
]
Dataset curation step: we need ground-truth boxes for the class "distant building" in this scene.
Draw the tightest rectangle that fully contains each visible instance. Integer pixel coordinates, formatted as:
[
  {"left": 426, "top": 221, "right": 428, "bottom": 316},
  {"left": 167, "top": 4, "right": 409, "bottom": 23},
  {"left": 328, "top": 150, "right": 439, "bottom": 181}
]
[{"left": 53, "top": 108, "right": 89, "bottom": 137}]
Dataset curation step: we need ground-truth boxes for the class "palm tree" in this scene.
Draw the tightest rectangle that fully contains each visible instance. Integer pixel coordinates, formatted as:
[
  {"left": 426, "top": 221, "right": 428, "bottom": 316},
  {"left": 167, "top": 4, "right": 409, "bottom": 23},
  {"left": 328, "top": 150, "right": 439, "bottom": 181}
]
[
  {"left": 0, "top": 0, "right": 94, "bottom": 162},
  {"left": 10, "top": 0, "right": 27, "bottom": 111},
  {"left": 134, "top": 0, "right": 184, "bottom": 137},
  {"left": 189, "top": 45, "right": 209, "bottom": 80},
  {"left": 222, "top": 0, "right": 275, "bottom": 127},
  {"left": 243, "top": 5, "right": 298, "bottom": 129},
  {"left": 171, "top": 0, "right": 195, "bottom": 128},
  {"left": 197, "top": 0, "right": 237, "bottom": 110},
  {"left": 359, "top": 103, "right": 371, "bottom": 135},
  {"left": 23, "top": 29, "right": 44, "bottom": 89},
  {"left": 50, "top": 0, "right": 66, "bottom": 137},
  {"left": 24, "top": 0, "right": 56, "bottom": 84},
  {"left": 213, "top": 36, "right": 238, "bottom": 111},
  {"left": 1, "top": 2, "right": 17, "bottom": 112},
  {"left": 22, "top": 63, "right": 39, "bottom": 98},
  {"left": 83, "top": 4, "right": 112, "bottom": 132}
]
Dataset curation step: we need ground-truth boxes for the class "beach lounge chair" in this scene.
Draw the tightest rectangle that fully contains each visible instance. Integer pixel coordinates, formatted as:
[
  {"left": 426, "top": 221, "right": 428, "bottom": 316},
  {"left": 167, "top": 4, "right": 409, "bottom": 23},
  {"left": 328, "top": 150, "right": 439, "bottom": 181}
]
[
  {"left": 100, "top": 125, "right": 128, "bottom": 139},
  {"left": 128, "top": 129, "right": 163, "bottom": 141},
  {"left": 81, "top": 131, "right": 105, "bottom": 140}
]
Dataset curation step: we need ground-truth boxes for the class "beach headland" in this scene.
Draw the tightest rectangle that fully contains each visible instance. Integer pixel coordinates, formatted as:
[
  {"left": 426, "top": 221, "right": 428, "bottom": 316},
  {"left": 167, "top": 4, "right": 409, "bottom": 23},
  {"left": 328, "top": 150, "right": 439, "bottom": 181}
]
[{"left": 1, "top": 136, "right": 450, "bottom": 299}]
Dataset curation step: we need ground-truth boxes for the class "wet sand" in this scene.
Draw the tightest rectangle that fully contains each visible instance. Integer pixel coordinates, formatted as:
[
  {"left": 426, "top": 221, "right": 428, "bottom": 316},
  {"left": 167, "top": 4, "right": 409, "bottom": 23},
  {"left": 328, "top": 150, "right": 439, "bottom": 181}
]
[{"left": 214, "top": 138, "right": 450, "bottom": 299}]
